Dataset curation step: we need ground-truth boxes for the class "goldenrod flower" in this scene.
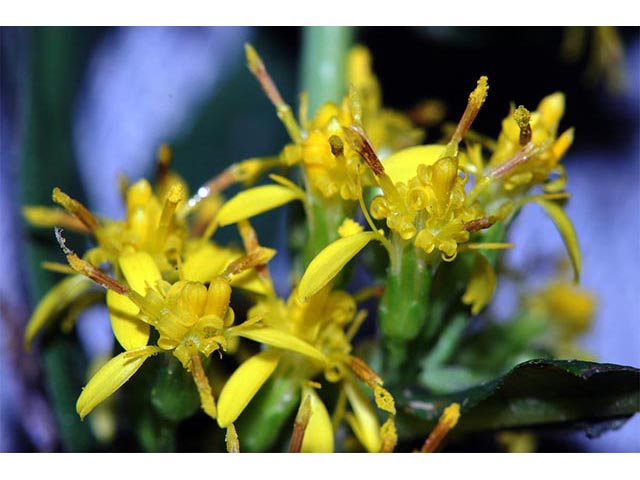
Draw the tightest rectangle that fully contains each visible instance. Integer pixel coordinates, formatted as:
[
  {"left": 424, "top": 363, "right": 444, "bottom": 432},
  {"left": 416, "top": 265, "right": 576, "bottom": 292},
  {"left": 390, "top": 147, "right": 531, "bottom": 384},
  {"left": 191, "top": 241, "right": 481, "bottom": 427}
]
[
  {"left": 526, "top": 278, "right": 596, "bottom": 360},
  {"left": 52, "top": 228, "right": 324, "bottom": 428},
  {"left": 487, "top": 93, "right": 574, "bottom": 193},
  {"left": 23, "top": 152, "right": 272, "bottom": 351},
  {"left": 223, "top": 43, "right": 423, "bottom": 224},
  {"left": 216, "top": 243, "right": 396, "bottom": 452}
]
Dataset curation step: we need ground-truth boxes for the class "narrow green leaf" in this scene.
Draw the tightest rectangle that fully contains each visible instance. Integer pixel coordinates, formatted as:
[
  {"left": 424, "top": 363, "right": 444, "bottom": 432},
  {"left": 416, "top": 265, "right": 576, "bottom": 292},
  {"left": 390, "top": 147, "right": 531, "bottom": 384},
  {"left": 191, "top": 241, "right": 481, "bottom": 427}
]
[{"left": 534, "top": 199, "right": 581, "bottom": 283}]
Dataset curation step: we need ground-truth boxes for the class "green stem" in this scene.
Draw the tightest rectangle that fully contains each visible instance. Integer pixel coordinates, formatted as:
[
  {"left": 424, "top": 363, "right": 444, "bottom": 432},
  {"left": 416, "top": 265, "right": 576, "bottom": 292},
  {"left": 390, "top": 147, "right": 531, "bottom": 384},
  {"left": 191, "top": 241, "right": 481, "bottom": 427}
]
[
  {"left": 299, "top": 26, "right": 355, "bottom": 267},
  {"left": 300, "top": 26, "right": 355, "bottom": 115},
  {"left": 379, "top": 236, "right": 433, "bottom": 374}
]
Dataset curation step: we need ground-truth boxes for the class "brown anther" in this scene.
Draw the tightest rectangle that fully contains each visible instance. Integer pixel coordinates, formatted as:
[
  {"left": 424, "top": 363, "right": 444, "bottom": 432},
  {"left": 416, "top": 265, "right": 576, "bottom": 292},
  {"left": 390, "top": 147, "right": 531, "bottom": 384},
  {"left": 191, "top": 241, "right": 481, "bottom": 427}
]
[
  {"left": 514, "top": 105, "right": 532, "bottom": 146},
  {"left": 55, "top": 227, "right": 128, "bottom": 294},
  {"left": 348, "top": 356, "right": 383, "bottom": 388},
  {"left": 289, "top": 394, "right": 312, "bottom": 453},
  {"left": 52, "top": 188, "right": 99, "bottom": 231},
  {"left": 222, "top": 248, "right": 276, "bottom": 281},
  {"left": 463, "top": 216, "right": 496, "bottom": 232},
  {"left": 328, "top": 135, "right": 344, "bottom": 157},
  {"left": 342, "top": 125, "right": 384, "bottom": 176}
]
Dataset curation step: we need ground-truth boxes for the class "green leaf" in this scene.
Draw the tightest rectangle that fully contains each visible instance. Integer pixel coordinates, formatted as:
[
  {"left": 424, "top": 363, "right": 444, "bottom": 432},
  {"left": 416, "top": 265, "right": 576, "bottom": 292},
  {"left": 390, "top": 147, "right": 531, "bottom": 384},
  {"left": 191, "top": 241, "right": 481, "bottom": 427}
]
[
  {"left": 396, "top": 359, "right": 640, "bottom": 438},
  {"left": 41, "top": 336, "right": 97, "bottom": 452},
  {"left": 533, "top": 199, "right": 581, "bottom": 283}
]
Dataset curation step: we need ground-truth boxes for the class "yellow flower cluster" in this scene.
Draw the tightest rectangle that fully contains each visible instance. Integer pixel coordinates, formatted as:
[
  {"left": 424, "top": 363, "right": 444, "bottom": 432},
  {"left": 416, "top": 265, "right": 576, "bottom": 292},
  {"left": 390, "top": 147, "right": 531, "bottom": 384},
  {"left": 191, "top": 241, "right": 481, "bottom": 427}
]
[{"left": 22, "top": 41, "right": 583, "bottom": 454}]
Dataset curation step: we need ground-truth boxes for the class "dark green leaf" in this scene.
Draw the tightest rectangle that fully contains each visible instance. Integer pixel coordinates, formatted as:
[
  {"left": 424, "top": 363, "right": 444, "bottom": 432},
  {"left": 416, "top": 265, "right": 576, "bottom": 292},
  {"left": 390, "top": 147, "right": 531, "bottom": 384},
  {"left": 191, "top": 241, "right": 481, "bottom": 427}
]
[
  {"left": 397, "top": 359, "right": 640, "bottom": 439},
  {"left": 41, "top": 336, "right": 97, "bottom": 452}
]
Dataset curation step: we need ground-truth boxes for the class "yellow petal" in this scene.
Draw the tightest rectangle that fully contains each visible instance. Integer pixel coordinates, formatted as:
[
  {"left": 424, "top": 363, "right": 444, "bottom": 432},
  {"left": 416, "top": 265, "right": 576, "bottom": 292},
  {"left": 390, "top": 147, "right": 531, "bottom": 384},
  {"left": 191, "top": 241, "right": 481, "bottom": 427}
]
[
  {"left": 232, "top": 326, "right": 327, "bottom": 364},
  {"left": 461, "top": 252, "right": 496, "bottom": 315},
  {"left": 535, "top": 199, "right": 581, "bottom": 283},
  {"left": 537, "top": 92, "right": 565, "bottom": 129},
  {"left": 24, "top": 274, "right": 93, "bottom": 351},
  {"left": 301, "top": 388, "right": 334, "bottom": 453},
  {"left": 382, "top": 145, "right": 446, "bottom": 184},
  {"left": 344, "top": 381, "right": 381, "bottom": 453},
  {"left": 22, "top": 206, "right": 90, "bottom": 232},
  {"left": 217, "top": 350, "right": 281, "bottom": 428},
  {"left": 107, "top": 252, "right": 161, "bottom": 350},
  {"left": 118, "top": 251, "right": 162, "bottom": 293},
  {"left": 230, "top": 270, "right": 270, "bottom": 295},
  {"left": 106, "top": 290, "right": 150, "bottom": 351},
  {"left": 217, "top": 185, "right": 303, "bottom": 226},
  {"left": 76, "top": 346, "right": 161, "bottom": 420},
  {"left": 297, "top": 232, "right": 376, "bottom": 303},
  {"left": 182, "top": 243, "right": 238, "bottom": 282}
]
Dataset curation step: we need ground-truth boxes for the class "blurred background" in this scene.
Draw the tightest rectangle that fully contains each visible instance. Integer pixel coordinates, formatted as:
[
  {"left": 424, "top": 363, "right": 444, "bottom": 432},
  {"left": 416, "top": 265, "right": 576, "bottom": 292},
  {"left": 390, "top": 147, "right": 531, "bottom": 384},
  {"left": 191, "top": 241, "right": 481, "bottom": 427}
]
[{"left": 1, "top": 26, "right": 638, "bottom": 452}]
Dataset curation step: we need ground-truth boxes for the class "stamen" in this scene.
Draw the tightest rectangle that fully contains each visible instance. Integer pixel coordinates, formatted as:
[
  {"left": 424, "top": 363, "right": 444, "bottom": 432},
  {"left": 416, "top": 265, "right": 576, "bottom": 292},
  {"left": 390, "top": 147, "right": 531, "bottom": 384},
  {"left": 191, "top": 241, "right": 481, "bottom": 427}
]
[
  {"left": 514, "top": 105, "right": 532, "bottom": 146},
  {"left": 238, "top": 220, "right": 272, "bottom": 287},
  {"left": 54, "top": 228, "right": 127, "bottom": 295},
  {"left": 189, "top": 352, "right": 217, "bottom": 419},
  {"left": 379, "top": 416, "right": 398, "bottom": 453},
  {"left": 245, "top": 43, "right": 302, "bottom": 144},
  {"left": 52, "top": 188, "right": 99, "bottom": 231},
  {"left": 444, "top": 76, "right": 489, "bottom": 158},
  {"left": 348, "top": 356, "right": 396, "bottom": 414},
  {"left": 488, "top": 142, "right": 536, "bottom": 179},
  {"left": 345, "top": 309, "right": 368, "bottom": 342},
  {"left": 225, "top": 423, "right": 240, "bottom": 453},
  {"left": 421, "top": 403, "right": 460, "bottom": 453},
  {"left": 155, "top": 143, "right": 172, "bottom": 187},
  {"left": 328, "top": 135, "right": 344, "bottom": 157},
  {"left": 343, "top": 125, "right": 384, "bottom": 176},
  {"left": 458, "top": 242, "right": 514, "bottom": 252},
  {"left": 41, "top": 261, "right": 75, "bottom": 274},
  {"left": 348, "top": 356, "right": 382, "bottom": 386},
  {"left": 289, "top": 393, "right": 312, "bottom": 453},
  {"left": 154, "top": 183, "right": 184, "bottom": 251},
  {"left": 221, "top": 247, "right": 276, "bottom": 281},
  {"left": 22, "top": 206, "right": 90, "bottom": 233},
  {"left": 463, "top": 216, "right": 496, "bottom": 232}
]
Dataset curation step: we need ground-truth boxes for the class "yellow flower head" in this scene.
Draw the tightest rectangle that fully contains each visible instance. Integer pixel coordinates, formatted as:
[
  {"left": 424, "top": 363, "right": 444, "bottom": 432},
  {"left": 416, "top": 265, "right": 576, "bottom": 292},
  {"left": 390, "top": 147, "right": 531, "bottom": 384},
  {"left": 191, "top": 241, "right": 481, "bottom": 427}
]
[
  {"left": 489, "top": 93, "right": 574, "bottom": 192},
  {"left": 218, "top": 266, "right": 395, "bottom": 452},
  {"left": 244, "top": 43, "right": 422, "bottom": 203}
]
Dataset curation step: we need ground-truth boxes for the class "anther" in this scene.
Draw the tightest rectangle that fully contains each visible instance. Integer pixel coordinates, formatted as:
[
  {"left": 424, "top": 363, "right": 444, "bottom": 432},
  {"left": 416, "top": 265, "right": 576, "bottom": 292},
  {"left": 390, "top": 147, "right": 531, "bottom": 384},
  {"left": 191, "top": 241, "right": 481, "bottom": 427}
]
[
  {"left": 514, "top": 105, "right": 532, "bottom": 146},
  {"left": 52, "top": 188, "right": 99, "bottom": 231}
]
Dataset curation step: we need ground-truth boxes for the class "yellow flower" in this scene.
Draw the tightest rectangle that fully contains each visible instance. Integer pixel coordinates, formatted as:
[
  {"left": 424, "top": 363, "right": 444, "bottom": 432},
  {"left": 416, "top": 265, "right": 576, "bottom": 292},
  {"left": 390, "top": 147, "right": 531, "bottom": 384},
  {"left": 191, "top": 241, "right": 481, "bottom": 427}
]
[
  {"left": 526, "top": 278, "right": 596, "bottom": 360},
  {"left": 216, "top": 254, "right": 396, "bottom": 452},
  {"left": 53, "top": 229, "right": 324, "bottom": 427},
  {"left": 227, "top": 43, "right": 423, "bottom": 220},
  {"left": 487, "top": 93, "right": 574, "bottom": 193},
  {"left": 23, "top": 155, "right": 274, "bottom": 351}
]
